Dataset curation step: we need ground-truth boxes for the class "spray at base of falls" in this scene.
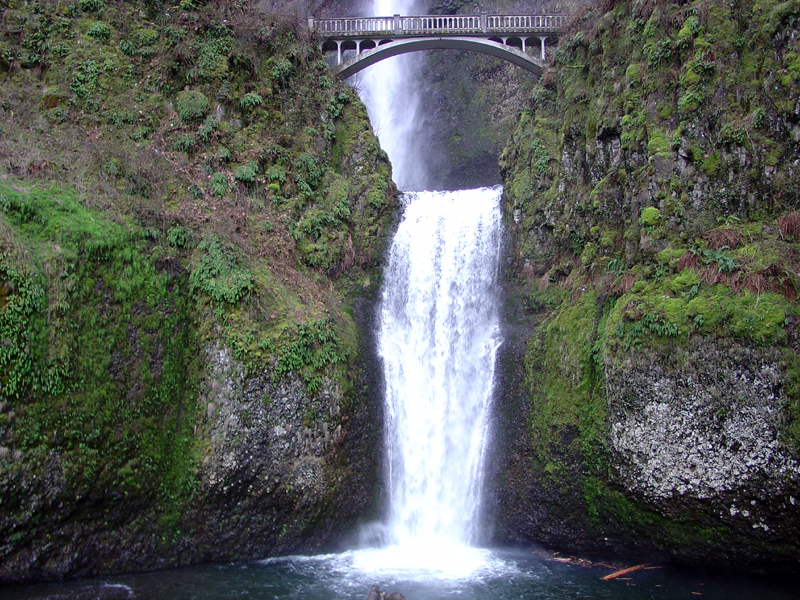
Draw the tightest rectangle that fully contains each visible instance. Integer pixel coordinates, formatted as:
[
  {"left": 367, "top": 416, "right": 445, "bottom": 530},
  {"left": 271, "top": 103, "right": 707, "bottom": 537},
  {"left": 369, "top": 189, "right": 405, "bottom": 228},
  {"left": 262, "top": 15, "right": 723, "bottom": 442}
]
[{"left": 364, "top": 187, "right": 503, "bottom": 573}]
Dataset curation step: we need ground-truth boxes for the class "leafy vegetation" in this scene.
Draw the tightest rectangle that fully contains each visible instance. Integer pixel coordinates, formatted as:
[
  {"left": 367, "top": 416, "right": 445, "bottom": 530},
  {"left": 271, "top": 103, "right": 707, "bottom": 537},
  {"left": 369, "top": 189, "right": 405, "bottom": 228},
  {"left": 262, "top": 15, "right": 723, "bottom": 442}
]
[
  {"left": 0, "top": 182, "right": 199, "bottom": 507},
  {"left": 176, "top": 90, "right": 210, "bottom": 123},
  {"left": 189, "top": 236, "right": 253, "bottom": 305}
]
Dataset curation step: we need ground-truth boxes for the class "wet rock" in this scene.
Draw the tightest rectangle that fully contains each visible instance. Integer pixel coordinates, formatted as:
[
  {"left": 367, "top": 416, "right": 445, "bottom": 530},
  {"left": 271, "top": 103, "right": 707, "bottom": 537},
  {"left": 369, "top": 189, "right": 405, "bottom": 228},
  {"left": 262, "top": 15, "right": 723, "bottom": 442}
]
[{"left": 367, "top": 585, "right": 408, "bottom": 600}]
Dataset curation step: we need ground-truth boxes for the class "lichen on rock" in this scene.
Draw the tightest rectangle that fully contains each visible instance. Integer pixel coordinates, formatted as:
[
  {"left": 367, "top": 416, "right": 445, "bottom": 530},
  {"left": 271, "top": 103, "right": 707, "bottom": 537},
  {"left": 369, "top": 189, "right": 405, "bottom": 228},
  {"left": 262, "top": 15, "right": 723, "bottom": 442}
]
[{"left": 607, "top": 342, "right": 800, "bottom": 501}]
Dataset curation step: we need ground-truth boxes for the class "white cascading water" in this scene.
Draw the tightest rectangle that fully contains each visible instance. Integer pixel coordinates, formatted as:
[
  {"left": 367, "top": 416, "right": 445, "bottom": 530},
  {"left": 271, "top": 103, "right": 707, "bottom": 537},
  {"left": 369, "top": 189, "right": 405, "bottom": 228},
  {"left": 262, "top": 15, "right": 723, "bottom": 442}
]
[
  {"left": 350, "top": 0, "right": 505, "bottom": 577},
  {"left": 379, "top": 188, "right": 503, "bottom": 547},
  {"left": 358, "top": 0, "right": 429, "bottom": 189}
]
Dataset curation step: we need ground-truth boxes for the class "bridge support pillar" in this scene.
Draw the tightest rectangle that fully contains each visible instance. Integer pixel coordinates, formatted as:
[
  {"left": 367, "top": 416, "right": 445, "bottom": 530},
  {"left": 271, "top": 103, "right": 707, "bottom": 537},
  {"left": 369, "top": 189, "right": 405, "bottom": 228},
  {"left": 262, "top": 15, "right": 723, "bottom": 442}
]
[
  {"left": 537, "top": 35, "right": 547, "bottom": 60},
  {"left": 336, "top": 40, "right": 342, "bottom": 65},
  {"left": 521, "top": 39, "right": 526, "bottom": 54}
]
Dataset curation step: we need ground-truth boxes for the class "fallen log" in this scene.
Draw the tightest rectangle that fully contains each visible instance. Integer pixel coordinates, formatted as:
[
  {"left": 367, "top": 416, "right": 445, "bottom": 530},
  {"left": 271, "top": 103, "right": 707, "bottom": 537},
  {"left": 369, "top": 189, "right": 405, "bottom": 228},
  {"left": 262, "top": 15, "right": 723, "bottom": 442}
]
[{"left": 601, "top": 563, "right": 649, "bottom": 580}]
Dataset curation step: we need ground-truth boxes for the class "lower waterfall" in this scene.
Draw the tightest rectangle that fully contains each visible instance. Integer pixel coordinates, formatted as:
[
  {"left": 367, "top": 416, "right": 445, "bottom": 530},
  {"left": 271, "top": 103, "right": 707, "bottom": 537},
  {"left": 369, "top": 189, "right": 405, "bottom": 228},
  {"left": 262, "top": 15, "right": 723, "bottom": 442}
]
[{"left": 379, "top": 187, "right": 503, "bottom": 548}]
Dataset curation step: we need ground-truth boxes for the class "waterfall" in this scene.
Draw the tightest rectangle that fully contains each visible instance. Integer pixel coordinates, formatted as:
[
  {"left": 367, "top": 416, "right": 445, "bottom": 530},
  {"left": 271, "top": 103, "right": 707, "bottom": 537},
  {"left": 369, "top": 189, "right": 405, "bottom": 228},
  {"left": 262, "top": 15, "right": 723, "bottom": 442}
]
[
  {"left": 353, "top": 0, "right": 504, "bottom": 570},
  {"left": 359, "top": 0, "right": 428, "bottom": 190},
  {"left": 378, "top": 188, "right": 503, "bottom": 548}
]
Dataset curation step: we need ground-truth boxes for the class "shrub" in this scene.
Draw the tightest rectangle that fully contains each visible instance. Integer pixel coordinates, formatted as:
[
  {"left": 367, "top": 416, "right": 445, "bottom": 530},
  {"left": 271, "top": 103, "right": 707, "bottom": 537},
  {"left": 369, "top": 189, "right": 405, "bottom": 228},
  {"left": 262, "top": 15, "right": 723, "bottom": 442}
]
[
  {"left": 120, "top": 40, "right": 137, "bottom": 56},
  {"left": 678, "top": 90, "right": 703, "bottom": 113},
  {"left": 199, "top": 115, "right": 218, "bottom": 142},
  {"left": 87, "top": 22, "right": 110, "bottom": 41},
  {"left": 209, "top": 173, "right": 227, "bottom": 197},
  {"left": 531, "top": 137, "right": 550, "bottom": 177},
  {"left": 239, "top": 92, "right": 263, "bottom": 110},
  {"left": 188, "top": 37, "right": 231, "bottom": 82},
  {"left": 189, "top": 236, "right": 253, "bottom": 304},
  {"left": 78, "top": 0, "right": 104, "bottom": 12},
  {"left": 233, "top": 162, "right": 258, "bottom": 183},
  {"left": 265, "top": 166, "right": 286, "bottom": 185},
  {"left": 173, "top": 135, "right": 195, "bottom": 152},
  {"left": 175, "top": 90, "right": 209, "bottom": 123},
  {"left": 702, "top": 247, "right": 736, "bottom": 274},
  {"left": 167, "top": 224, "right": 188, "bottom": 248},
  {"left": 217, "top": 146, "right": 231, "bottom": 161},
  {"left": 70, "top": 60, "right": 100, "bottom": 101},
  {"left": 270, "top": 58, "right": 294, "bottom": 84}
]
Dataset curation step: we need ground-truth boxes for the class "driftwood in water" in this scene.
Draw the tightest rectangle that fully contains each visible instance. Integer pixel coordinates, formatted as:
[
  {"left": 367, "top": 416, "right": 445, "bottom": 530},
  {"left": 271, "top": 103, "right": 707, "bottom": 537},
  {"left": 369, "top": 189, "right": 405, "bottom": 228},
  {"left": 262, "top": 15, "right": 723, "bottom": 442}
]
[
  {"left": 601, "top": 563, "right": 649, "bottom": 580},
  {"left": 536, "top": 550, "right": 622, "bottom": 570}
]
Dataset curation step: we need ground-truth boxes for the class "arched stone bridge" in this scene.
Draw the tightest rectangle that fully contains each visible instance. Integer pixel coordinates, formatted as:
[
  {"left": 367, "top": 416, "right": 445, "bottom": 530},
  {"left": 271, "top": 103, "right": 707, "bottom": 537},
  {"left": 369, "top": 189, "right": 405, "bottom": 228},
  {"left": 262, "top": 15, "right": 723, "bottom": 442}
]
[{"left": 309, "top": 13, "right": 566, "bottom": 78}]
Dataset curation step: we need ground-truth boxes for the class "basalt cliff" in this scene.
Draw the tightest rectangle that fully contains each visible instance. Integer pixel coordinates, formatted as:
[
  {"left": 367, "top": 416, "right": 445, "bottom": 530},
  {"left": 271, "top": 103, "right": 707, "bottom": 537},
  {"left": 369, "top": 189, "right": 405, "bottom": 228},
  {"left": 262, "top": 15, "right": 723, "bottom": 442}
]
[{"left": 493, "top": 0, "right": 800, "bottom": 574}]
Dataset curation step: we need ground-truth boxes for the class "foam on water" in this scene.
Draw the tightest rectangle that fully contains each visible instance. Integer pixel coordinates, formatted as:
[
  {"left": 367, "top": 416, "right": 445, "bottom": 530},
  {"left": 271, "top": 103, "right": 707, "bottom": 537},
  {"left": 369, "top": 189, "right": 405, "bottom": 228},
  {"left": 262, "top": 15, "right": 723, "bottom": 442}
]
[{"left": 260, "top": 545, "right": 521, "bottom": 583}]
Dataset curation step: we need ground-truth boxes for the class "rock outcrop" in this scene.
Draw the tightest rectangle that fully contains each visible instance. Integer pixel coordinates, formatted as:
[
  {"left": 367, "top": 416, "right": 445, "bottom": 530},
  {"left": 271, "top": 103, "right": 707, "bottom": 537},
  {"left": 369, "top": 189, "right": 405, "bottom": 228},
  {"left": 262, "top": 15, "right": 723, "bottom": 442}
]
[
  {"left": 0, "top": 0, "right": 394, "bottom": 583},
  {"left": 493, "top": 0, "right": 800, "bottom": 573}
]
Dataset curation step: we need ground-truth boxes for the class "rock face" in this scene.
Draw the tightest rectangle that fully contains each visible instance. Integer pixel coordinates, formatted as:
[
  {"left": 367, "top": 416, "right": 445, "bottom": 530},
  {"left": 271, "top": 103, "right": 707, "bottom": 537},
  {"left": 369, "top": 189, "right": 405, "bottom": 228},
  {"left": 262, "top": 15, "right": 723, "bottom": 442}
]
[
  {"left": 0, "top": 0, "right": 394, "bottom": 584},
  {"left": 492, "top": 0, "right": 800, "bottom": 573},
  {"left": 607, "top": 342, "right": 798, "bottom": 502}
]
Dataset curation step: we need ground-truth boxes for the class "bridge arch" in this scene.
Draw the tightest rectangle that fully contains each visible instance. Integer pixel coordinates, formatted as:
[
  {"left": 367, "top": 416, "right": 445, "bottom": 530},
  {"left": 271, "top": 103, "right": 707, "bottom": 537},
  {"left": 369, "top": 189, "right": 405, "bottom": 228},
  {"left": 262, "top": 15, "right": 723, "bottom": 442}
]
[{"left": 332, "top": 36, "right": 544, "bottom": 79}]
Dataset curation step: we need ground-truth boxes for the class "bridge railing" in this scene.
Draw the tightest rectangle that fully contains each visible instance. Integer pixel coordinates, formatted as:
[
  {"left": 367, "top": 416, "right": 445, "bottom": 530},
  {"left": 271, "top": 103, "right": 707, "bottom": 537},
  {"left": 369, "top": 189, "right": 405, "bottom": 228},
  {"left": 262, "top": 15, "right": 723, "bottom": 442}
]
[
  {"left": 314, "top": 17, "right": 395, "bottom": 35},
  {"left": 311, "top": 14, "right": 566, "bottom": 37},
  {"left": 486, "top": 14, "right": 567, "bottom": 32},
  {"left": 400, "top": 15, "right": 482, "bottom": 34}
]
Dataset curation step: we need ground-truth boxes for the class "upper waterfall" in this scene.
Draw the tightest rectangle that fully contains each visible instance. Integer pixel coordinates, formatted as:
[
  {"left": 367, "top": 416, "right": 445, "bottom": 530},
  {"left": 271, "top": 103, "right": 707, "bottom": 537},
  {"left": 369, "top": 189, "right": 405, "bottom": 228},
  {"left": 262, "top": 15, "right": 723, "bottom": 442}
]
[{"left": 358, "top": 0, "right": 429, "bottom": 190}]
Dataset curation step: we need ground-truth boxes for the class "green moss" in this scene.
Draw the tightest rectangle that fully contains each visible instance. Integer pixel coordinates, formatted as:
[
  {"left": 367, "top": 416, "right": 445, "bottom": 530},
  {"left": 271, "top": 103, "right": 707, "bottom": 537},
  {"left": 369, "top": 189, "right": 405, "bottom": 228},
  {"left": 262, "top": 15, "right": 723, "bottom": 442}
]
[
  {"left": 0, "top": 182, "right": 200, "bottom": 502},
  {"left": 583, "top": 476, "right": 728, "bottom": 547},
  {"left": 580, "top": 241, "right": 598, "bottom": 266},
  {"left": 605, "top": 276, "right": 788, "bottom": 348},
  {"left": 678, "top": 89, "right": 703, "bottom": 113},
  {"left": 527, "top": 291, "right": 607, "bottom": 465},
  {"left": 667, "top": 269, "right": 700, "bottom": 293},
  {"left": 639, "top": 206, "right": 662, "bottom": 227},
  {"left": 701, "top": 151, "right": 722, "bottom": 176},
  {"left": 657, "top": 247, "right": 686, "bottom": 265},
  {"left": 600, "top": 229, "right": 618, "bottom": 248},
  {"left": 646, "top": 130, "right": 672, "bottom": 156},
  {"left": 624, "top": 63, "right": 641, "bottom": 85},
  {"left": 784, "top": 349, "right": 800, "bottom": 450},
  {"left": 655, "top": 100, "right": 675, "bottom": 120}
]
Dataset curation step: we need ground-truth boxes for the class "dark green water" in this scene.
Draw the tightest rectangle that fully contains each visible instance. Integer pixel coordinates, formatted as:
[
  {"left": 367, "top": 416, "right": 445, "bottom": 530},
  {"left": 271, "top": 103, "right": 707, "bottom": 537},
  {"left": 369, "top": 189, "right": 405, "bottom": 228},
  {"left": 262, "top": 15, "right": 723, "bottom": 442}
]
[{"left": 2, "top": 548, "right": 798, "bottom": 600}]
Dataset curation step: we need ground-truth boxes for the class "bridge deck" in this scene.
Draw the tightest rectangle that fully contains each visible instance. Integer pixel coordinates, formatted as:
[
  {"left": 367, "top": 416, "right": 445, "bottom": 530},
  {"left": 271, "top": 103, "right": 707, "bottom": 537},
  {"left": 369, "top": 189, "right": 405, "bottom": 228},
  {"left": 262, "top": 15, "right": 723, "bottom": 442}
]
[{"left": 311, "top": 14, "right": 566, "bottom": 38}]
